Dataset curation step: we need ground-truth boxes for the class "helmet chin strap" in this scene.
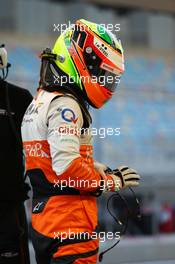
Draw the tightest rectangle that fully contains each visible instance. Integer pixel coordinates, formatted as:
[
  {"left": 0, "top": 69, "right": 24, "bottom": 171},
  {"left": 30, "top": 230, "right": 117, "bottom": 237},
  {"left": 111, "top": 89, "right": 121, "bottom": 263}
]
[{"left": 39, "top": 48, "right": 63, "bottom": 88}]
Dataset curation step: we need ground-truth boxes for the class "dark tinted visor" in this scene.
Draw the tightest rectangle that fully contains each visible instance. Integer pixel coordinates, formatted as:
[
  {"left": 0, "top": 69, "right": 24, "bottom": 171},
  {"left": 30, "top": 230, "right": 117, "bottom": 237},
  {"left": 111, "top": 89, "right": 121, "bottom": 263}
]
[{"left": 83, "top": 47, "right": 120, "bottom": 92}]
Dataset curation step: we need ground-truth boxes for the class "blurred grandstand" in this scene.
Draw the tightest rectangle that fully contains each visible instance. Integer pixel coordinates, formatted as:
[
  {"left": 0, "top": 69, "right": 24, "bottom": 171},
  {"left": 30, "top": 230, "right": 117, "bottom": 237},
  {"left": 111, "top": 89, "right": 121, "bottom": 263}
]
[{"left": 1, "top": 0, "right": 175, "bottom": 263}]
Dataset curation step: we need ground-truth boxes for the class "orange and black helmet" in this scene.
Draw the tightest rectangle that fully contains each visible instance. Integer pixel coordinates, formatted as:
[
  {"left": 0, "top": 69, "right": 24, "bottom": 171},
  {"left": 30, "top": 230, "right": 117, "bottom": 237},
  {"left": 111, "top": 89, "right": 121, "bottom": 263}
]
[{"left": 40, "top": 19, "right": 125, "bottom": 108}]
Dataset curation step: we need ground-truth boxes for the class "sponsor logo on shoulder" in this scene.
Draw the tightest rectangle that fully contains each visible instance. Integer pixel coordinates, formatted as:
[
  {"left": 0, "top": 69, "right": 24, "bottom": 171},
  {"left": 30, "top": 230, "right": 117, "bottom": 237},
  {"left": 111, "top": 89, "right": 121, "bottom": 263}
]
[{"left": 61, "top": 108, "right": 78, "bottom": 124}]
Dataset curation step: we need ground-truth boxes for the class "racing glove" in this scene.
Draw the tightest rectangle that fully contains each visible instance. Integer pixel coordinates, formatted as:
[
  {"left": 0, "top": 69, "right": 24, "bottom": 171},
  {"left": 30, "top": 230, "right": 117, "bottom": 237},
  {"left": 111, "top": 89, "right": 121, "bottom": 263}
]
[{"left": 105, "top": 166, "right": 140, "bottom": 192}]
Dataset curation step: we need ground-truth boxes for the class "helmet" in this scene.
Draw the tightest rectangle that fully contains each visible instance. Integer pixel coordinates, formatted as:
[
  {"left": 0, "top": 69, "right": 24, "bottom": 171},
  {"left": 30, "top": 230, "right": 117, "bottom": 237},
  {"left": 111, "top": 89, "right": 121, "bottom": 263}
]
[{"left": 40, "top": 19, "right": 125, "bottom": 108}]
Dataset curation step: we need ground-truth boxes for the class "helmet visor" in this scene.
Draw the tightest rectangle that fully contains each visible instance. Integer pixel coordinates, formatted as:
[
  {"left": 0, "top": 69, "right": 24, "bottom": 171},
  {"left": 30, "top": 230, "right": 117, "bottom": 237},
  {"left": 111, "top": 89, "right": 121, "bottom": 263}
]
[
  {"left": 83, "top": 48, "right": 120, "bottom": 92},
  {"left": 96, "top": 70, "right": 121, "bottom": 92}
]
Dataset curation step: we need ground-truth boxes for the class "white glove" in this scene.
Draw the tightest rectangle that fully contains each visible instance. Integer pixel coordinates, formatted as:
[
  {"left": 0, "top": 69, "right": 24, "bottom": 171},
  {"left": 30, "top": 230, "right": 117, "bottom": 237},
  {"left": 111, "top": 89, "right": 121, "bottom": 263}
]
[{"left": 111, "top": 166, "right": 140, "bottom": 191}]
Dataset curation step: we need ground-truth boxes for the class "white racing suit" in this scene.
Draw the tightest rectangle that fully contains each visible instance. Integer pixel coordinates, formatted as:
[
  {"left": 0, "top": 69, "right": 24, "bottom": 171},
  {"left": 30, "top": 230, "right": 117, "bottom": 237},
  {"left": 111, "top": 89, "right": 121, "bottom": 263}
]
[{"left": 21, "top": 89, "right": 114, "bottom": 264}]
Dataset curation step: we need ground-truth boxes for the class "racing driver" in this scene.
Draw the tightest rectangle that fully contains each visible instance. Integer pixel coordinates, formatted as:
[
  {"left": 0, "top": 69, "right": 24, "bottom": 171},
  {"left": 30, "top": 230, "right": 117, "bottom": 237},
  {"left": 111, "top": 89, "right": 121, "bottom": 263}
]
[{"left": 21, "top": 19, "right": 140, "bottom": 264}]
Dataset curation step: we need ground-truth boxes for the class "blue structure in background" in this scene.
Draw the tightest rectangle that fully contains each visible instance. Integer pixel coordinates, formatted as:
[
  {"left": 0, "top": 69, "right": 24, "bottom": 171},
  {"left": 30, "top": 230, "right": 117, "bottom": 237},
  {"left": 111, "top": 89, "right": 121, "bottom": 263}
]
[{"left": 8, "top": 46, "right": 40, "bottom": 94}]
